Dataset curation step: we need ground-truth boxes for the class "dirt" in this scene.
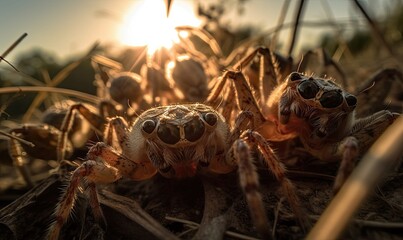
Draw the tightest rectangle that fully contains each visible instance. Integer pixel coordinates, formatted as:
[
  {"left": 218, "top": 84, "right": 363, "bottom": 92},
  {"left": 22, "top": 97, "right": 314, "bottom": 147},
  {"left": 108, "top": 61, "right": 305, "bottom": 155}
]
[{"left": 0, "top": 154, "right": 403, "bottom": 240}]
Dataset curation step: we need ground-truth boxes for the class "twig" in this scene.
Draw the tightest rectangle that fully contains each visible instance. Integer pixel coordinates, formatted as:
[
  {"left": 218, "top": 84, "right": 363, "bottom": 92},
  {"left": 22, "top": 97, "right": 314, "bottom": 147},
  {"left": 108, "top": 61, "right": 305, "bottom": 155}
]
[
  {"left": 283, "top": 214, "right": 403, "bottom": 230},
  {"left": 165, "top": 0, "right": 173, "bottom": 17},
  {"left": 99, "top": 190, "right": 180, "bottom": 240},
  {"left": 0, "top": 89, "right": 23, "bottom": 119},
  {"left": 308, "top": 215, "right": 403, "bottom": 230},
  {"left": 0, "top": 86, "right": 102, "bottom": 104},
  {"left": 0, "top": 33, "right": 28, "bottom": 71},
  {"left": 287, "top": 169, "right": 335, "bottom": 181},
  {"left": 287, "top": 0, "right": 307, "bottom": 57},
  {"left": 0, "top": 66, "right": 47, "bottom": 86},
  {"left": 21, "top": 42, "right": 99, "bottom": 122},
  {"left": 165, "top": 216, "right": 261, "bottom": 240},
  {"left": 0, "top": 130, "right": 35, "bottom": 147},
  {"left": 352, "top": 0, "right": 396, "bottom": 59},
  {"left": 320, "top": 0, "right": 353, "bottom": 62},
  {"left": 0, "top": 33, "right": 28, "bottom": 60},
  {"left": 307, "top": 116, "right": 403, "bottom": 240},
  {"left": 176, "top": 26, "right": 223, "bottom": 58},
  {"left": 0, "top": 57, "right": 19, "bottom": 71},
  {"left": 272, "top": 197, "right": 285, "bottom": 240},
  {"left": 270, "top": 0, "right": 290, "bottom": 50},
  {"left": 165, "top": 216, "right": 199, "bottom": 227}
]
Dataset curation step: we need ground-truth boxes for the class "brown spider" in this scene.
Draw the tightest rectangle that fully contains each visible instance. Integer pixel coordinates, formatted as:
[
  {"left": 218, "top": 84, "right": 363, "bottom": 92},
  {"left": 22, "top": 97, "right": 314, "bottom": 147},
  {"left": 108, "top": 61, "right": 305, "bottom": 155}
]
[
  {"left": 91, "top": 55, "right": 154, "bottom": 113},
  {"left": 4, "top": 100, "right": 101, "bottom": 187},
  {"left": 47, "top": 103, "right": 309, "bottom": 240},
  {"left": 209, "top": 66, "right": 400, "bottom": 194},
  {"left": 92, "top": 26, "right": 221, "bottom": 109}
]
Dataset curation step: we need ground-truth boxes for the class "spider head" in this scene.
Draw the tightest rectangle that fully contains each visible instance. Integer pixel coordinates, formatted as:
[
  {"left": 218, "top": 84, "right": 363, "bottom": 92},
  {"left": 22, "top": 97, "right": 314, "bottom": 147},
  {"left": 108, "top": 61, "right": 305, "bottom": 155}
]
[
  {"left": 129, "top": 104, "right": 229, "bottom": 178},
  {"left": 140, "top": 104, "right": 220, "bottom": 146},
  {"left": 289, "top": 72, "right": 357, "bottom": 110},
  {"left": 266, "top": 72, "right": 357, "bottom": 144}
]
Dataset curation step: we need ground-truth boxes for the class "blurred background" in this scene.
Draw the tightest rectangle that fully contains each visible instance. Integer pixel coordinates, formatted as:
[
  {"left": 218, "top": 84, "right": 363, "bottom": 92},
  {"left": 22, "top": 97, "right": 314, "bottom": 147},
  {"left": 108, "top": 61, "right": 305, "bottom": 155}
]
[{"left": 0, "top": 0, "right": 402, "bottom": 117}]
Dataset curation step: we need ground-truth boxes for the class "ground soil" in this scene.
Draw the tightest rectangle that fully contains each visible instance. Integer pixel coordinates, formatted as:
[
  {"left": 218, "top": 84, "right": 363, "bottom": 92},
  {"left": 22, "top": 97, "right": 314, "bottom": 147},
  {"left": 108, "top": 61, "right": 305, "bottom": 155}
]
[{"left": 0, "top": 153, "right": 402, "bottom": 240}]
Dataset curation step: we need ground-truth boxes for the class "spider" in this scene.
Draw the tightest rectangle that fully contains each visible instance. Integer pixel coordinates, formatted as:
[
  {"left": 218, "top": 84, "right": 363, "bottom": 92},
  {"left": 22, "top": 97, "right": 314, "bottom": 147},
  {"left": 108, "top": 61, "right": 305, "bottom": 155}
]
[
  {"left": 47, "top": 103, "right": 310, "bottom": 240},
  {"left": 91, "top": 26, "right": 221, "bottom": 109},
  {"left": 209, "top": 66, "right": 400, "bottom": 194},
  {"left": 91, "top": 55, "right": 154, "bottom": 113},
  {"left": 4, "top": 100, "right": 102, "bottom": 187}
]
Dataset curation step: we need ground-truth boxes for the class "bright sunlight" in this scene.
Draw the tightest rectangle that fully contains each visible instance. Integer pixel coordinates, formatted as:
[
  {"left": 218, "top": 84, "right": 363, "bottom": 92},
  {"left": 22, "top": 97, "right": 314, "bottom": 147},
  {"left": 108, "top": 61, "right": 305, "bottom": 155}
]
[{"left": 118, "top": 0, "right": 201, "bottom": 55}]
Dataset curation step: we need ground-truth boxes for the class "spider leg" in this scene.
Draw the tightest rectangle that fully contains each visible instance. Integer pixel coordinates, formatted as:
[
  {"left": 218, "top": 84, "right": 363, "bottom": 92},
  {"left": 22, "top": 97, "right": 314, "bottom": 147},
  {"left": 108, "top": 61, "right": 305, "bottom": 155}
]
[
  {"left": 8, "top": 131, "right": 34, "bottom": 187},
  {"left": 7, "top": 125, "right": 74, "bottom": 187},
  {"left": 228, "top": 110, "right": 255, "bottom": 144},
  {"left": 48, "top": 140, "right": 150, "bottom": 240},
  {"left": 103, "top": 116, "right": 129, "bottom": 151},
  {"left": 48, "top": 143, "right": 123, "bottom": 240},
  {"left": 225, "top": 127, "right": 310, "bottom": 238},
  {"left": 220, "top": 81, "right": 237, "bottom": 122},
  {"left": 241, "top": 130, "right": 311, "bottom": 233},
  {"left": 234, "top": 47, "right": 281, "bottom": 106},
  {"left": 87, "top": 181, "right": 105, "bottom": 225},
  {"left": 354, "top": 68, "right": 403, "bottom": 117},
  {"left": 103, "top": 116, "right": 157, "bottom": 180},
  {"left": 99, "top": 100, "right": 121, "bottom": 119},
  {"left": 228, "top": 70, "right": 294, "bottom": 141},
  {"left": 206, "top": 71, "right": 240, "bottom": 122},
  {"left": 49, "top": 116, "right": 155, "bottom": 240},
  {"left": 57, "top": 103, "right": 107, "bottom": 163},
  {"left": 351, "top": 110, "right": 399, "bottom": 150},
  {"left": 227, "top": 70, "right": 266, "bottom": 127},
  {"left": 143, "top": 63, "right": 184, "bottom": 106},
  {"left": 230, "top": 138, "right": 273, "bottom": 240},
  {"left": 206, "top": 71, "right": 231, "bottom": 109},
  {"left": 299, "top": 48, "right": 347, "bottom": 88},
  {"left": 333, "top": 136, "right": 359, "bottom": 194},
  {"left": 91, "top": 54, "right": 123, "bottom": 99},
  {"left": 333, "top": 110, "right": 399, "bottom": 194}
]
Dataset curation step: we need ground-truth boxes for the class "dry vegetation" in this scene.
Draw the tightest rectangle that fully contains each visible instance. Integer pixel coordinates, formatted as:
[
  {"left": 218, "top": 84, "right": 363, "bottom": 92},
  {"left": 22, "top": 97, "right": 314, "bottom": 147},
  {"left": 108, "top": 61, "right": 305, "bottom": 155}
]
[{"left": 0, "top": 1, "right": 402, "bottom": 240}]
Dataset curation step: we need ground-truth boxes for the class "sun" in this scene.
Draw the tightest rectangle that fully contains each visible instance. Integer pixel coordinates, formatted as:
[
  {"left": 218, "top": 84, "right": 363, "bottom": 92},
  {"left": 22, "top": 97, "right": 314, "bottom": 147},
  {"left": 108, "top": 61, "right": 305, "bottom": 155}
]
[{"left": 118, "top": 0, "right": 201, "bottom": 55}]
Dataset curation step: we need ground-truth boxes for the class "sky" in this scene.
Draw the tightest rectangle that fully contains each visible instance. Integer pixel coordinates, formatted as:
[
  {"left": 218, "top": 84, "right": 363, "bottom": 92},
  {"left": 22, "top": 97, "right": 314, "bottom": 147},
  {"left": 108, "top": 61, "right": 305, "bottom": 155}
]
[{"left": 0, "top": 0, "right": 395, "bottom": 64}]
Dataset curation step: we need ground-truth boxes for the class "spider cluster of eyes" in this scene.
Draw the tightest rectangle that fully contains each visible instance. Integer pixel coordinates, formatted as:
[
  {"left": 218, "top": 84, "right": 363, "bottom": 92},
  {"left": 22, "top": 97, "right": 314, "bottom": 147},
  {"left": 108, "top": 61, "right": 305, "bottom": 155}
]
[
  {"left": 140, "top": 109, "right": 218, "bottom": 145},
  {"left": 290, "top": 72, "right": 357, "bottom": 109}
]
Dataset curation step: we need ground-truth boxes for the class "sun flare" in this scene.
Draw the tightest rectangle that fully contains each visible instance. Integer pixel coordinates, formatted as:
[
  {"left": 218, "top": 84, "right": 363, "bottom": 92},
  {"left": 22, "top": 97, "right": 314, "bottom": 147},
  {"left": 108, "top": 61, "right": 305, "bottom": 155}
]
[{"left": 119, "top": 0, "right": 201, "bottom": 55}]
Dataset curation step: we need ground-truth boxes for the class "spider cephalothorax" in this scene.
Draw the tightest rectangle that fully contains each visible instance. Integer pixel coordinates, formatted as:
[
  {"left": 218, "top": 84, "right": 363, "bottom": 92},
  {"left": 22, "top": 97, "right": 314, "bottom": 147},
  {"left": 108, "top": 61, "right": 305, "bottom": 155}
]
[
  {"left": 127, "top": 104, "right": 229, "bottom": 178},
  {"left": 265, "top": 72, "right": 358, "bottom": 148}
]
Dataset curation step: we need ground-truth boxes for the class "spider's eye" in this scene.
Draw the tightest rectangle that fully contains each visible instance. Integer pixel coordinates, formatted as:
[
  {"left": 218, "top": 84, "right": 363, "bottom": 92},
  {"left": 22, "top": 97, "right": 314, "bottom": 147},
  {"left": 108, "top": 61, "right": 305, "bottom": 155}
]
[
  {"left": 157, "top": 124, "right": 180, "bottom": 144},
  {"left": 184, "top": 118, "right": 205, "bottom": 142},
  {"left": 320, "top": 91, "right": 343, "bottom": 108},
  {"left": 203, "top": 112, "right": 217, "bottom": 126},
  {"left": 290, "top": 72, "right": 302, "bottom": 81},
  {"left": 142, "top": 119, "right": 156, "bottom": 134},
  {"left": 345, "top": 95, "right": 357, "bottom": 107},
  {"left": 298, "top": 81, "right": 319, "bottom": 99}
]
